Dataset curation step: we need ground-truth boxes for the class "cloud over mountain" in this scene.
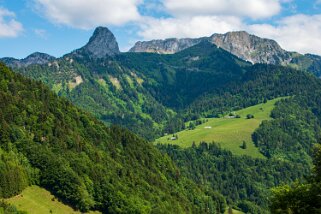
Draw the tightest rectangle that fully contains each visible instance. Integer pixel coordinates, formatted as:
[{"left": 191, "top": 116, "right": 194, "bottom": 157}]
[
  {"left": 163, "top": 0, "right": 282, "bottom": 19},
  {"left": 139, "top": 16, "right": 243, "bottom": 40},
  {"left": 250, "top": 14, "right": 321, "bottom": 55}
]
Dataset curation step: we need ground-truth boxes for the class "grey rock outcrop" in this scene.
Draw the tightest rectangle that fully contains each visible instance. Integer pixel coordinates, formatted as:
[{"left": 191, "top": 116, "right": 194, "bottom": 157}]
[
  {"left": 130, "top": 38, "right": 204, "bottom": 54},
  {"left": 1, "top": 52, "right": 56, "bottom": 68},
  {"left": 209, "top": 31, "right": 292, "bottom": 64},
  {"left": 74, "top": 26, "right": 120, "bottom": 58},
  {"left": 129, "top": 31, "right": 293, "bottom": 64}
]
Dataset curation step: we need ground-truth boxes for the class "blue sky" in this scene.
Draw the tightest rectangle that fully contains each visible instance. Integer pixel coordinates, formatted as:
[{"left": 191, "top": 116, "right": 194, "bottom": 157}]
[{"left": 0, "top": 0, "right": 321, "bottom": 58}]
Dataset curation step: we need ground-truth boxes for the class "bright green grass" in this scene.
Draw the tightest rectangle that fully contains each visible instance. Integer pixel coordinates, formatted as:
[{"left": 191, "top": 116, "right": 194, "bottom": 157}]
[
  {"left": 52, "top": 83, "right": 63, "bottom": 94},
  {"left": 5, "top": 186, "right": 100, "bottom": 214},
  {"left": 155, "top": 98, "right": 284, "bottom": 158},
  {"left": 224, "top": 208, "right": 244, "bottom": 214}
]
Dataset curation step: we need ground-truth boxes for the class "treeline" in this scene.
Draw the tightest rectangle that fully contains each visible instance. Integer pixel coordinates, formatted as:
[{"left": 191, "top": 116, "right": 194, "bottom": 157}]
[
  {"left": 0, "top": 148, "right": 37, "bottom": 198},
  {"left": 158, "top": 88, "right": 321, "bottom": 213},
  {"left": 119, "top": 41, "right": 248, "bottom": 110},
  {"left": 15, "top": 57, "right": 172, "bottom": 141},
  {"left": 157, "top": 143, "right": 309, "bottom": 213},
  {"left": 165, "top": 64, "right": 321, "bottom": 134},
  {"left": 271, "top": 144, "right": 321, "bottom": 213},
  {"left": 0, "top": 201, "right": 26, "bottom": 214},
  {"left": 253, "top": 97, "right": 321, "bottom": 163},
  {"left": 0, "top": 63, "right": 226, "bottom": 213},
  {"left": 187, "top": 64, "right": 320, "bottom": 118},
  {"left": 10, "top": 42, "right": 321, "bottom": 141}
]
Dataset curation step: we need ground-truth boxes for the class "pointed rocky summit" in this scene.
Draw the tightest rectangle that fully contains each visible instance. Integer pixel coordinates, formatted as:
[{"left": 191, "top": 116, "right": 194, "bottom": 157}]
[{"left": 76, "top": 26, "right": 120, "bottom": 58}]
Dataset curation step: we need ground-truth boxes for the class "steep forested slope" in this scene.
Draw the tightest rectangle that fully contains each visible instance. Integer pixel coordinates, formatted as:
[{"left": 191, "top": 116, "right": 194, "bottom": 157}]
[
  {"left": 157, "top": 65, "right": 321, "bottom": 213},
  {"left": 13, "top": 57, "right": 171, "bottom": 141},
  {"left": 4, "top": 29, "right": 321, "bottom": 213},
  {"left": 271, "top": 144, "right": 321, "bottom": 213},
  {"left": 0, "top": 63, "right": 226, "bottom": 213},
  {"left": 11, "top": 41, "right": 250, "bottom": 140},
  {"left": 157, "top": 143, "right": 308, "bottom": 213},
  {"left": 185, "top": 64, "right": 321, "bottom": 116},
  {"left": 119, "top": 41, "right": 250, "bottom": 109},
  {"left": 156, "top": 92, "right": 321, "bottom": 212}
]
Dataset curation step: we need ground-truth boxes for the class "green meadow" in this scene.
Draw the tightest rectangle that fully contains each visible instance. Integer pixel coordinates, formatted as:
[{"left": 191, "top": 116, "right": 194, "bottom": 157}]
[
  {"left": 155, "top": 98, "right": 284, "bottom": 158},
  {"left": 5, "top": 186, "right": 100, "bottom": 214}
]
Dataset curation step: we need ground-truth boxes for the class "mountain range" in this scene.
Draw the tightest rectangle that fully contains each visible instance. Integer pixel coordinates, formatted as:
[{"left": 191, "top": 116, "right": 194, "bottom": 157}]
[
  {"left": 130, "top": 30, "right": 321, "bottom": 77},
  {"left": 3, "top": 27, "right": 321, "bottom": 77},
  {"left": 2, "top": 26, "right": 321, "bottom": 213},
  {"left": 2, "top": 27, "right": 321, "bottom": 141},
  {"left": 1, "top": 52, "right": 56, "bottom": 68}
]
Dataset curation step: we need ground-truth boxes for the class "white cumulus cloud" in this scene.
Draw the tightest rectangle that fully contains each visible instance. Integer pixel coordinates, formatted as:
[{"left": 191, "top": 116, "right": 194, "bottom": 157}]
[
  {"left": 139, "top": 16, "right": 244, "bottom": 40},
  {"left": 163, "top": 0, "right": 282, "bottom": 19},
  {"left": 0, "top": 8, "right": 23, "bottom": 38},
  {"left": 31, "top": 0, "right": 321, "bottom": 56},
  {"left": 138, "top": 13, "right": 321, "bottom": 56},
  {"left": 249, "top": 14, "right": 321, "bottom": 55},
  {"left": 34, "top": 0, "right": 142, "bottom": 29}
]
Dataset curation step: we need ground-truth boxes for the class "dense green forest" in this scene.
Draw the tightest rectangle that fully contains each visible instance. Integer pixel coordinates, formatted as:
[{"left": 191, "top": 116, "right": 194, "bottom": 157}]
[
  {"left": 157, "top": 90, "right": 321, "bottom": 213},
  {"left": 270, "top": 144, "right": 321, "bottom": 213},
  {"left": 157, "top": 142, "right": 308, "bottom": 213},
  {"left": 15, "top": 42, "right": 321, "bottom": 140},
  {"left": 14, "top": 55, "right": 172, "bottom": 141},
  {"left": 253, "top": 97, "right": 321, "bottom": 163},
  {"left": 0, "top": 63, "right": 228, "bottom": 213},
  {"left": 13, "top": 42, "right": 251, "bottom": 140},
  {"left": 5, "top": 39, "right": 321, "bottom": 213}
]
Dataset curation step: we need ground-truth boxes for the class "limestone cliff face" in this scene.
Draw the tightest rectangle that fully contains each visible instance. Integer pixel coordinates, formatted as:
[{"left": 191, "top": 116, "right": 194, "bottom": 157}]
[
  {"left": 129, "top": 31, "right": 293, "bottom": 64},
  {"left": 74, "top": 26, "right": 120, "bottom": 58},
  {"left": 130, "top": 38, "right": 203, "bottom": 54},
  {"left": 209, "top": 31, "right": 292, "bottom": 64}
]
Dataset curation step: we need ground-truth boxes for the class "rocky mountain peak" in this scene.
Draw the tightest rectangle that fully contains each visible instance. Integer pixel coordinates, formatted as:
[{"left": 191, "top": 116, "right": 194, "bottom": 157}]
[
  {"left": 23, "top": 52, "right": 56, "bottom": 65},
  {"left": 77, "top": 26, "right": 120, "bottom": 58},
  {"left": 209, "top": 31, "right": 289, "bottom": 64},
  {"left": 0, "top": 52, "right": 55, "bottom": 68},
  {"left": 129, "top": 31, "right": 293, "bottom": 65},
  {"left": 130, "top": 38, "right": 203, "bottom": 54}
]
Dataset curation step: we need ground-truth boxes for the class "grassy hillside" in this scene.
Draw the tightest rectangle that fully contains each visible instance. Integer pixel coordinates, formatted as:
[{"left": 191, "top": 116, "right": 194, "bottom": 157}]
[
  {"left": 6, "top": 186, "right": 100, "bottom": 214},
  {"left": 224, "top": 209, "right": 244, "bottom": 214},
  {"left": 155, "top": 98, "right": 283, "bottom": 158},
  {"left": 7, "top": 186, "right": 244, "bottom": 214}
]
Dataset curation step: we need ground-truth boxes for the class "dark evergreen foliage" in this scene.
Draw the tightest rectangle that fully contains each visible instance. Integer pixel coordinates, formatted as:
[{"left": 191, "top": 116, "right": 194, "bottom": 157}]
[
  {"left": 270, "top": 144, "right": 321, "bottom": 213},
  {"left": 0, "top": 63, "right": 225, "bottom": 213},
  {"left": 5, "top": 40, "right": 321, "bottom": 213},
  {"left": 157, "top": 142, "right": 308, "bottom": 213}
]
